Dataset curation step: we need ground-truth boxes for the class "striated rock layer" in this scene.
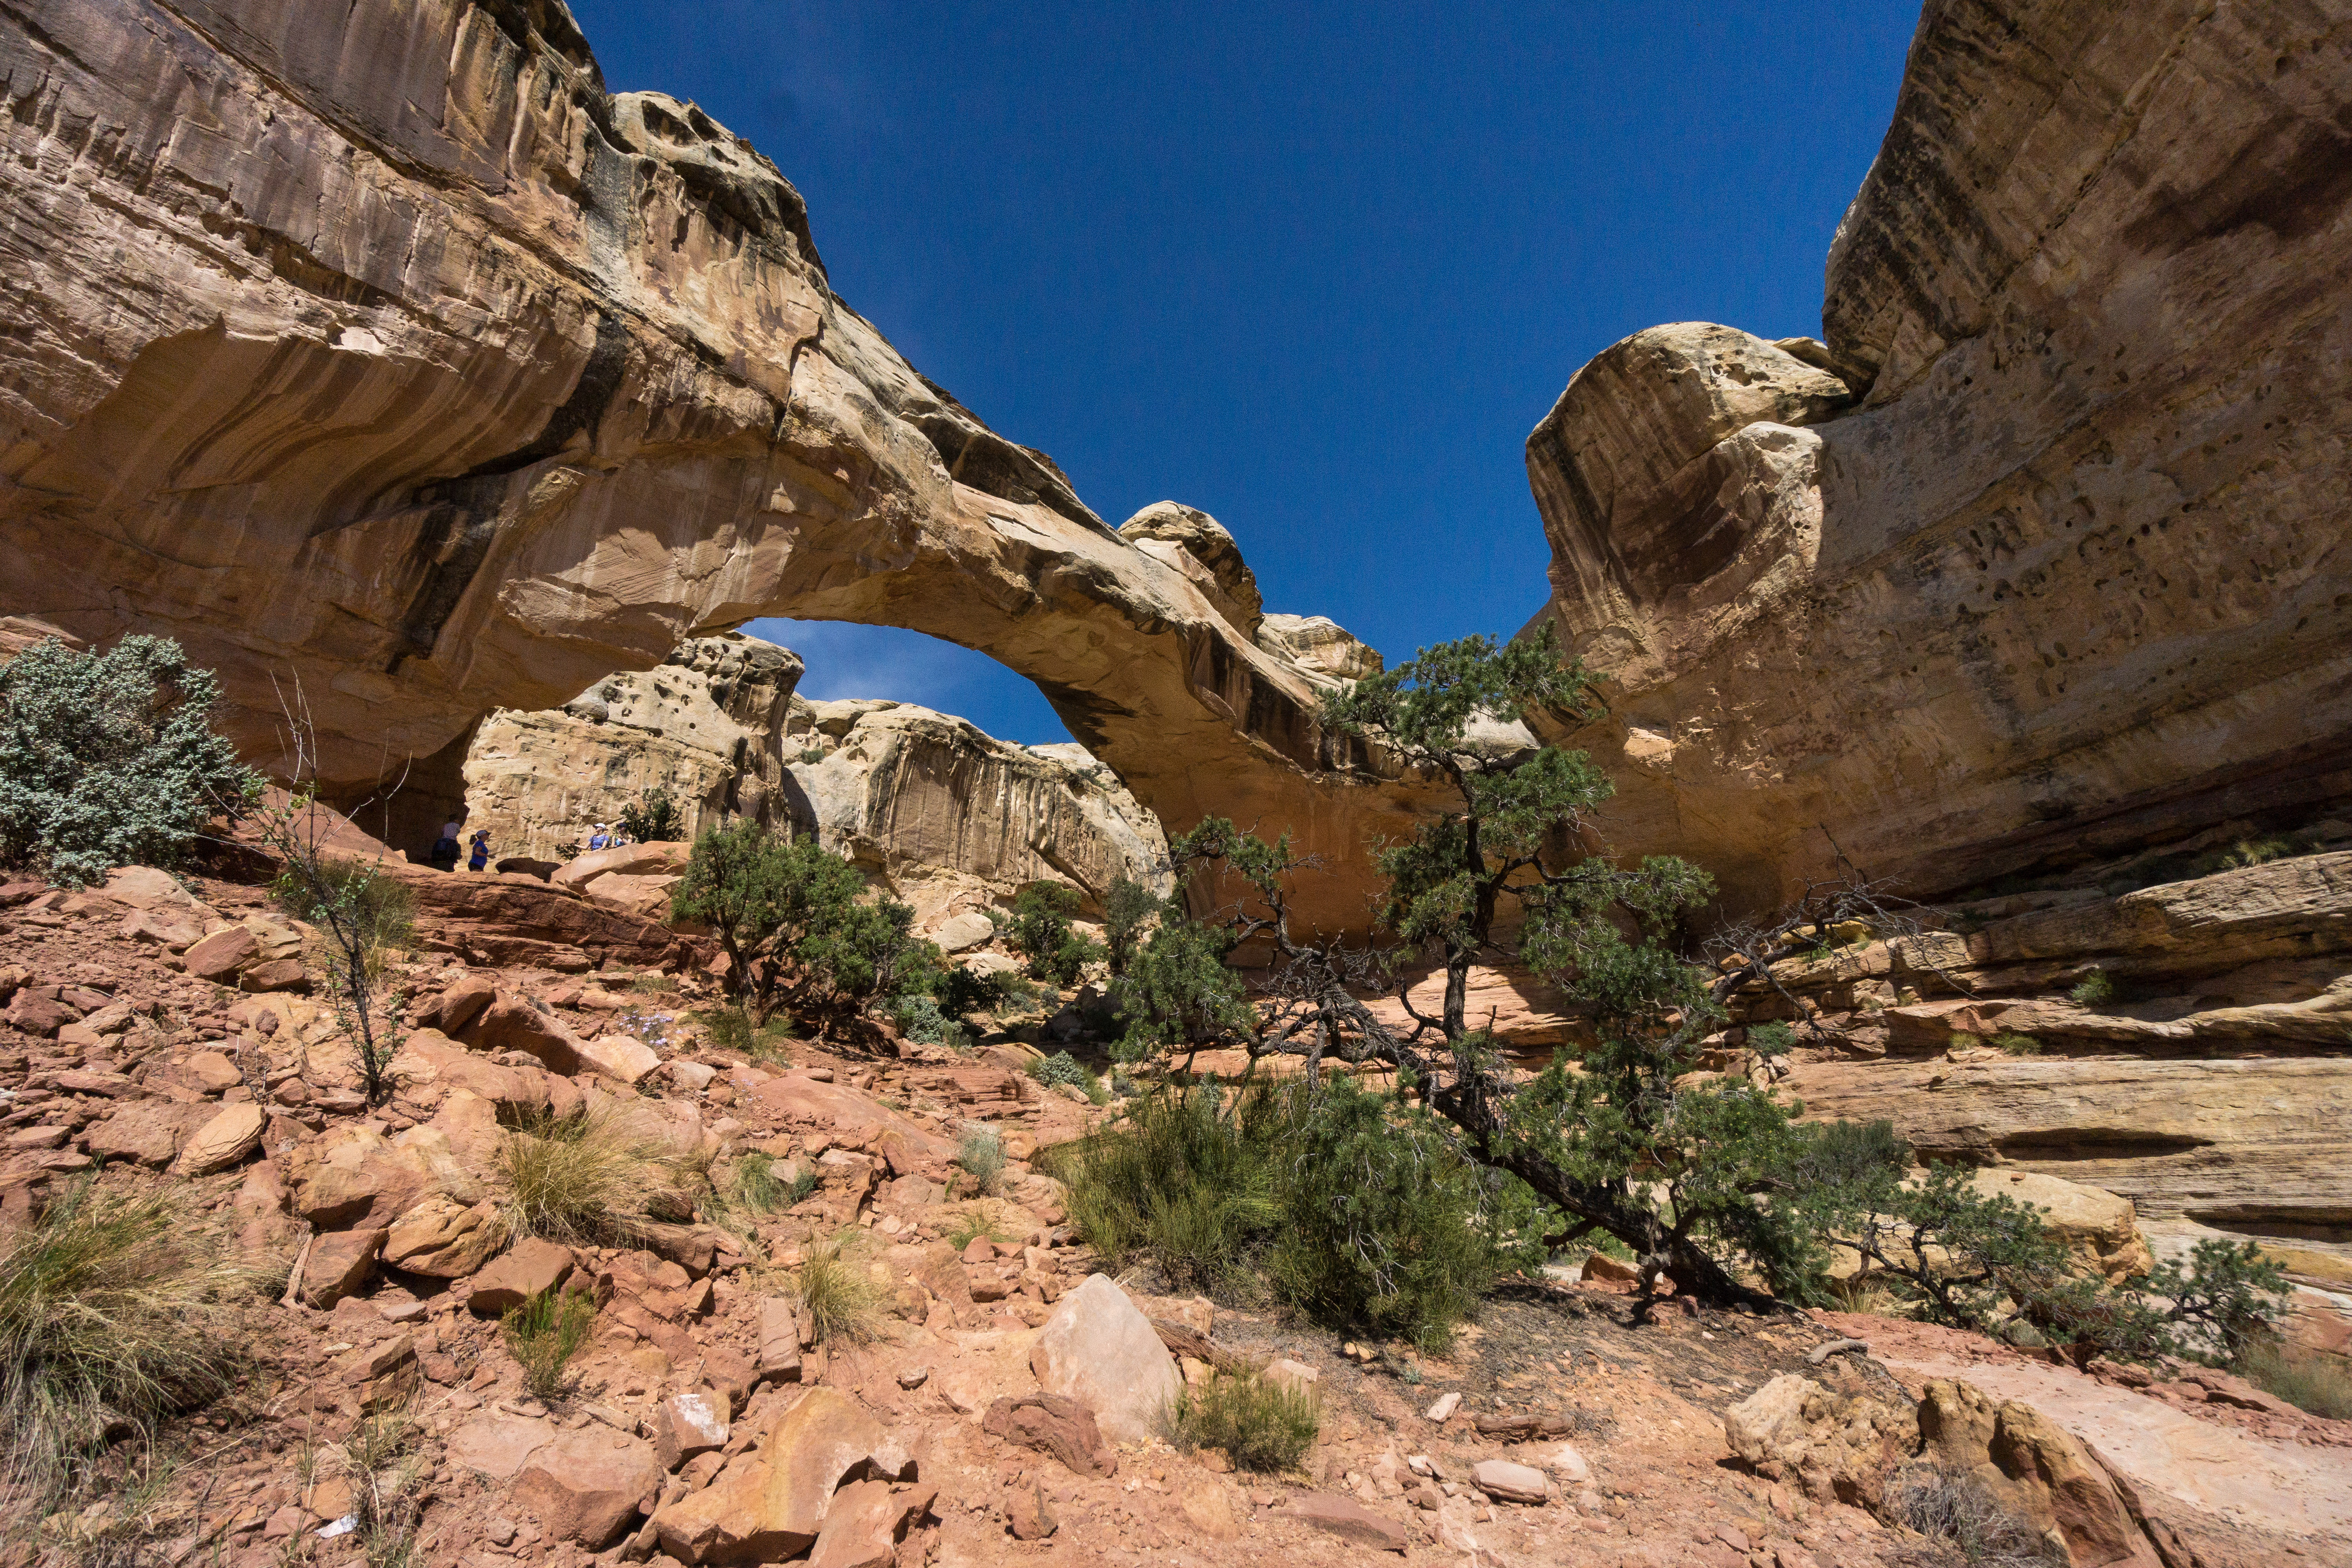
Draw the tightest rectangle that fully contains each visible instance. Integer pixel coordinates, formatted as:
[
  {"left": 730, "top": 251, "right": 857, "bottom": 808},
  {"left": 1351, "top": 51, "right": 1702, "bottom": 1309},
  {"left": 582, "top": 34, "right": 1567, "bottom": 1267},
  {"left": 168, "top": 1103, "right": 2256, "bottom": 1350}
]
[
  {"left": 1729, "top": 847, "right": 2352, "bottom": 1240},
  {"left": 1528, "top": 0, "right": 2352, "bottom": 915},
  {"left": 0, "top": 0, "right": 1409, "bottom": 933}
]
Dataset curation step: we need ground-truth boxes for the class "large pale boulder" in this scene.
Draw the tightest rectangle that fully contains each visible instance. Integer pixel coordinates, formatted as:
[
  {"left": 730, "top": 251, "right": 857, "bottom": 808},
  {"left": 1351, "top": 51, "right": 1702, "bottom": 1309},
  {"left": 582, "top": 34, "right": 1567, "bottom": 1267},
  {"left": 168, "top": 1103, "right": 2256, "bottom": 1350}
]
[
  {"left": 784, "top": 701, "right": 1170, "bottom": 919},
  {"left": 171, "top": 1102, "right": 265, "bottom": 1176},
  {"left": 1028, "top": 1273, "right": 1181, "bottom": 1445},
  {"left": 1724, "top": 1375, "right": 1916, "bottom": 1509},
  {"left": 382, "top": 1194, "right": 502, "bottom": 1278}
]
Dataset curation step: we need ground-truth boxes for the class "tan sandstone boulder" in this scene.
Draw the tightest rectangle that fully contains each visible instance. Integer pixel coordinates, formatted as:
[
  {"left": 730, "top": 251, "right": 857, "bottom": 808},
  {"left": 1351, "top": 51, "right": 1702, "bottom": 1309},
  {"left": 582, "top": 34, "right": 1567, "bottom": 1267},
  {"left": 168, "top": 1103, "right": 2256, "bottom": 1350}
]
[{"left": 1029, "top": 1273, "right": 1181, "bottom": 1445}]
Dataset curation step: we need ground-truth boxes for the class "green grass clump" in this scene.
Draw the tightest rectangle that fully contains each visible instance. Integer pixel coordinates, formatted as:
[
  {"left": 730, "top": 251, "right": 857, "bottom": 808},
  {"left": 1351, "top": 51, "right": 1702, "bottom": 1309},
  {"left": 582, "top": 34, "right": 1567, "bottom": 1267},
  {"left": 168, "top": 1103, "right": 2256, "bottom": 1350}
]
[
  {"left": 956, "top": 1125, "right": 1007, "bottom": 1194},
  {"left": 2069, "top": 969, "right": 2116, "bottom": 1007},
  {"left": 1170, "top": 1373, "right": 1320, "bottom": 1473},
  {"left": 731, "top": 1151, "right": 788, "bottom": 1214},
  {"left": 699, "top": 1005, "right": 794, "bottom": 1061},
  {"left": 944, "top": 1208, "right": 1009, "bottom": 1250},
  {"left": 500, "top": 1290, "right": 595, "bottom": 1402},
  {"left": 631, "top": 972, "right": 680, "bottom": 995},
  {"left": 1993, "top": 1033, "right": 2044, "bottom": 1056},
  {"left": 2238, "top": 1339, "right": 2352, "bottom": 1420},
  {"left": 0, "top": 1179, "right": 260, "bottom": 1512}
]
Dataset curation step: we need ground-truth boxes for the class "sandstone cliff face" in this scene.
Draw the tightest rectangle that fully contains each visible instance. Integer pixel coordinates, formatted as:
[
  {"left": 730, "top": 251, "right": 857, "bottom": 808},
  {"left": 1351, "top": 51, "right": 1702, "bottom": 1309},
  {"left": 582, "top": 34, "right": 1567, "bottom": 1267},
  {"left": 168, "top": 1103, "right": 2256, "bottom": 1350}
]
[
  {"left": 0, "top": 0, "right": 1408, "bottom": 931},
  {"left": 783, "top": 699, "right": 1171, "bottom": 928},
  {"left": 462, "top": 633, "right": 801, "bottom": 862},
  {"left": 1528, "top": 0, "right": 2352, "bottom": 915}
]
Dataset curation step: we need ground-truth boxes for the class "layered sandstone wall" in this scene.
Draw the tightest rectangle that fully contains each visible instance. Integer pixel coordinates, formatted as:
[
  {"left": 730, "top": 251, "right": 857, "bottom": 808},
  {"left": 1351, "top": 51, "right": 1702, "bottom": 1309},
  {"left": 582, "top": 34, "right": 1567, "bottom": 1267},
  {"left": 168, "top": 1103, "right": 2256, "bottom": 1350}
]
[{"left": 1527, "top": 0, "right": 2352, "bottom": 916}]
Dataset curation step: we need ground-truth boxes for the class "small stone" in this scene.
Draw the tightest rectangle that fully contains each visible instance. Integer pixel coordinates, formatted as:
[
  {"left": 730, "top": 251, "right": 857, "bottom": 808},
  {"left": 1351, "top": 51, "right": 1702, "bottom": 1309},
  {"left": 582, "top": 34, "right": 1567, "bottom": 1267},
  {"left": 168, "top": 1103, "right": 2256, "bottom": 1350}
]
[
  {"left": 1424, "top": 1390, "right": 1461, "bottom": 1423},
  {"left": 1472, "top": 1459, "right": 1548, "bottom": 1505},
  {"left": 1005, "top": 1477, "right": 1057, "bottom": 1541},
  {"left": 1272, "top": 1494, "right": 1408, "bottom": 1552},
  {"left": 172, "top": 1101, "right": 265, "bottom": 1176},
  {"left": 897, "top": 1366, "right": 930, "bottom": 1389},
  {"left": 301, "top": 1227, "right": 387, "bottom": 1309},
  {"left": 467, "top": 1238, "right": 575, "bottom": 1316},
  {"left": 653, "top": 1387, "right": 729, "bottom": 1471}
]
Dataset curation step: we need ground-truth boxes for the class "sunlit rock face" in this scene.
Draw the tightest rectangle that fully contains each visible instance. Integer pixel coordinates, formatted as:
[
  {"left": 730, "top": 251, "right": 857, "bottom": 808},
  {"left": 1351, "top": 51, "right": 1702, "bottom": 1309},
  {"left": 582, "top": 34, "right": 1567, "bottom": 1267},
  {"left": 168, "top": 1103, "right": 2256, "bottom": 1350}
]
[
  {"left": 0, "top": 0, "right": 1417, "bottom": 931},
  {"left": 1527, "top": 0, "right": 2352, "bottom": 915},
  {"left": 463, "top": 633, "right": 802, "bottom": 863}
]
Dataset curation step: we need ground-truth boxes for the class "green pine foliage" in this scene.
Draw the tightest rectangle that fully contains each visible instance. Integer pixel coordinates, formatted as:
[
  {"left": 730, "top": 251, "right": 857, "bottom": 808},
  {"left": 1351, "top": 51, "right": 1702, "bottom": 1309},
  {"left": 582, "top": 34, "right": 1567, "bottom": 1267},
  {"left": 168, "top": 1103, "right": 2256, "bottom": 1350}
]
[
  {"left": 670, "top": 822, "right": 937, "bottom": 1030},
  {"left": 1102, "top": 876, "right": 1161, "bottom": 976},
  {"left": 617, "top": 786, "right": 684, "bottom": 844},
  {"left": 1003, "top": 881, "right": 1105, "bottom": 984},
  {"left": 1107, "top": 911, "right": 1253, "bottom": 1063},
  {"left": 0, "top": 637, "right": 258, "bottom": 886}
]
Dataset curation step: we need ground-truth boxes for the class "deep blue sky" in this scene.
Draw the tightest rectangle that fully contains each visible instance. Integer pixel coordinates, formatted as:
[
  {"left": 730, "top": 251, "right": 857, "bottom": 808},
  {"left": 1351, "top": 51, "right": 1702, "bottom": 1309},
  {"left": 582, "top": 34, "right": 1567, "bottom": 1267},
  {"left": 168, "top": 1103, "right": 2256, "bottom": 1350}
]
[{"left": 572, "top": 2, "right": 1922, "bottom": 743}]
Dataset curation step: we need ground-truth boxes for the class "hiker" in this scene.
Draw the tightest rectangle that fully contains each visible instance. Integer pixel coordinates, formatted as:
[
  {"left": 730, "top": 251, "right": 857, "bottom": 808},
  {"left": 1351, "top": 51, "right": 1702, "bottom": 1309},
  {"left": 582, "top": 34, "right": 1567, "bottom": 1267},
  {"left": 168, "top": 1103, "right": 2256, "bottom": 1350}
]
[
  {"left": 467, "top": 828, "right": 492, "bottom": 872},
  {"left": 587, "top": 822, "right": 612, "bottom": 851},
  {"left": 428, "top": 824, "right": 461, "bottom": 872}
]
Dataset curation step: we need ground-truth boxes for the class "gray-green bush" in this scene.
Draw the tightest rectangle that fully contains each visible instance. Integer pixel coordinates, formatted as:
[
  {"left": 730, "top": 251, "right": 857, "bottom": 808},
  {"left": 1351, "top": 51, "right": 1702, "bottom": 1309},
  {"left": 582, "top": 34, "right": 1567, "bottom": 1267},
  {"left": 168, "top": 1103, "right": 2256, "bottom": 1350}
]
[{"left": 0, "top": 637, "right": 256, "bottom": 886}]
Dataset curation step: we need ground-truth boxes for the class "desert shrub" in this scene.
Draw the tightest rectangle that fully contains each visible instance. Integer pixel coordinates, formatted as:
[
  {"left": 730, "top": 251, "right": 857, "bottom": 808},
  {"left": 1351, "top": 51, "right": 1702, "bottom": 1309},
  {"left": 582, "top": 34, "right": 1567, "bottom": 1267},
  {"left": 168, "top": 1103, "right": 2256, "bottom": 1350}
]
[
  {"left": 1267, "top": 1074, "right": 1543, "bottom": 1349},
  {"left": 617, "top": 786, "right": 683, "bottom": 844},
  {"left": 1056, "top": 1078, "right": 1526, "bottom": 1345},
  {"left": 1028, "top": 1051, "right": 1094, "bottom": 1092},
  {"left": 798, "top": 747, "right": 826, "bottom": 765},
  {"left": 1107, "top": 911, "right": 1252, "bottom": 1064},
  {"left": 335, "top": 1400, "right": 426, "bottom": 1568},
  {"left": 1993, "top": 1032, "right": 2043, "bottom": 1056},
  {"left": 939, "top": 964, "right": 1029, "bottom": 1020},
  {"left": 2068, "top": 969, "right": 2116, "bottom": 1007},
  {"left": 698, "top": 1004, "right": 793, "bottom": 1060},
  {"left": 894, "top": 993, "right": 970, "bottom": 1050},
  {"left": 631, "top": 972, "right": 680, "bottom": 995},
  {"left": 0, "top": 636, "right": 258, "bottom": 887},
  {"left": 671, "top": 822, "right": 933, "bottom": 1029},
  {"left": 731, "top": 1152, "right": 787, "bottom": 1214},
  {"left": 955, "top": 1125, "right": 1007, "bottom": 1194},
  {"left": 1746, "top": 1020, "right": 1798, "bottom": 1056},
  {"left": 795, "top": 1233, "right": 880, "bottom": 1345},
  {"left": 500, "top": 1290, "right": 594, "bottom": 1401},
  {"left": 1102, "top": 877, "right": 1161, "bottom": 977},
  {"left": 0, "top": 1178, "right": 256, "bottom": 1504},
  {"left": 1003, "top": 881, "right": 1104, "bottom": 985},
  {"left": 2238, "top": 1338, "right": 2352, "bottom": 1420},
  {"left": 1887, "top": 1464, "right": 2060, "bottom": 1566},
  {"left": 273, "top": 856, "right": 415, "bottom": 957},
  {"left": 495, "top": 1109, "right": 682, "bottom": 1247},
  {"left": 1170, "top": 1372, "right": 1319, "bottom": 1472}
]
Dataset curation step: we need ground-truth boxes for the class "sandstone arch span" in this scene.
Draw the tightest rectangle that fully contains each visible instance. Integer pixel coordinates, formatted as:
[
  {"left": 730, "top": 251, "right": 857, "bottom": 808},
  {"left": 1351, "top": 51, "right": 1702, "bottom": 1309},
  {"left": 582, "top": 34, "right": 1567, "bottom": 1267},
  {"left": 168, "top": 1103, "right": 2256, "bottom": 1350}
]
[{"left": 0, "top": 0, "right": 1424, "bottom": 931}]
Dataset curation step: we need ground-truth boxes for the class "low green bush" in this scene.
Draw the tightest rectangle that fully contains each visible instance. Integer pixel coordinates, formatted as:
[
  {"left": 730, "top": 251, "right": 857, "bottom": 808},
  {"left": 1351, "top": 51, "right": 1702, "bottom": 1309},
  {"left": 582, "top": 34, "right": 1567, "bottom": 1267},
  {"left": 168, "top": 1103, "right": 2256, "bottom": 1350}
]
[
  {"left": 1052, "top": 1077, "right": 1535, "bottom": 1348},
  {"left": 0, "top": 636, "right": 258, "bottom": 887},
  {"left": 1004, "top": 882, "right": 1104, "bottom": 985},
  {"left": 1170, "top": 1372, "right": 1320, "bottom": 1472},
  {"left": 955, "top": 1125, "right": 1007, "bottom": 1194},
  {"left": 500, "top": 1289, "right": 595, "bottom": 1401}
]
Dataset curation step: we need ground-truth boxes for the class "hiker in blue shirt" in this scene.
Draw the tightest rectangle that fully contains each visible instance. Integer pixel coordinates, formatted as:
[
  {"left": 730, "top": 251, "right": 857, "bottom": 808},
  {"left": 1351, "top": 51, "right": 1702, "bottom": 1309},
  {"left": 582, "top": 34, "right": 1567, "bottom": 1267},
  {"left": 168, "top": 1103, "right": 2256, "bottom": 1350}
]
[
  {"left": 587, "top": 823, "right": 612, "bottom": 851},
  {"left": 467, "top": 828, "right": 492, "bottom": 872}
]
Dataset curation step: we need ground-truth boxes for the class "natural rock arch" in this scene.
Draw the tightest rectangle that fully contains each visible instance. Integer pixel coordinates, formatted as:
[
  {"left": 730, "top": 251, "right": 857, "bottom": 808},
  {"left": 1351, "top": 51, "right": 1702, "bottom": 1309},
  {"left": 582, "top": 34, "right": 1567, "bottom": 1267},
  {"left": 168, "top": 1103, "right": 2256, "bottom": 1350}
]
[{"left": 0, "top": 0, "right": 1423, "bottom": 932}]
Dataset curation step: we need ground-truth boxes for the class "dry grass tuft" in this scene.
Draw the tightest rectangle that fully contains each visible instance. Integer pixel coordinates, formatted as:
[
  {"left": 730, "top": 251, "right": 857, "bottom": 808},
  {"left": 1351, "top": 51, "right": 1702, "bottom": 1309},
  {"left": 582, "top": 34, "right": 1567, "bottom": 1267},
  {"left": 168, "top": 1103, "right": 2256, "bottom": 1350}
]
[
  {"left": 795, "top": 1232, "right": 882, "bottom": 1346},
  {"left": 495, "top": 1108, "right": 684, "bottom": 1248},
  {"left": 1887, "top": 1464, "right": 2062, "bottom": 1566},
  {"left": 0, "top": 1178, "right": 258, "bottom": 1510},
  {"left": 2239, "top": 1338, "right": 2352, "bottom": 1420}
]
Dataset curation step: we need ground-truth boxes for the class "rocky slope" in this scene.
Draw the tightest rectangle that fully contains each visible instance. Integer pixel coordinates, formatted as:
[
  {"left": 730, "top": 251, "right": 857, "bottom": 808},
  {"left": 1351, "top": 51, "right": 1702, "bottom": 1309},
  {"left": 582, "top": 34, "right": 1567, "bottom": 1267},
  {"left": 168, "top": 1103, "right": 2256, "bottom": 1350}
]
[
  {"left": 1527, "top": 0, "right": 2352, "bottom": 916},
  {"left": 2, "top": 858, "right": 2345, "bottom": 1568},
  {"left": 0, "top": 0, "right": 1412, "bottom": 932}
]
